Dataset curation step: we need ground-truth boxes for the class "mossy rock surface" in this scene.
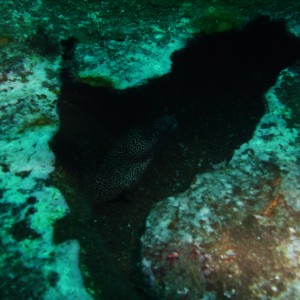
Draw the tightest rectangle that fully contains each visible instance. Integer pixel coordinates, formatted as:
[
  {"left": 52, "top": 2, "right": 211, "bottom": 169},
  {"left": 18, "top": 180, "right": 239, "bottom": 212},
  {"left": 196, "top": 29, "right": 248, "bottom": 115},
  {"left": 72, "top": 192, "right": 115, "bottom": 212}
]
[
  {"left": 191, "top": 6, "right": 248, "bottom": 34},
  {"left": 79, "top": 75, "right": 115, "bottom": 88}
]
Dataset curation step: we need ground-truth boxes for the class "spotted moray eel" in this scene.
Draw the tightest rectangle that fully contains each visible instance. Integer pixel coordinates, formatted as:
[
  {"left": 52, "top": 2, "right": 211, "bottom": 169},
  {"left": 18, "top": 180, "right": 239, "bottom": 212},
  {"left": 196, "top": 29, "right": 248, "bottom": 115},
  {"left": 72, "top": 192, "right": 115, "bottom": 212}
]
[{"left": 91, "top": 114, "right": 177, "bottom": 206}]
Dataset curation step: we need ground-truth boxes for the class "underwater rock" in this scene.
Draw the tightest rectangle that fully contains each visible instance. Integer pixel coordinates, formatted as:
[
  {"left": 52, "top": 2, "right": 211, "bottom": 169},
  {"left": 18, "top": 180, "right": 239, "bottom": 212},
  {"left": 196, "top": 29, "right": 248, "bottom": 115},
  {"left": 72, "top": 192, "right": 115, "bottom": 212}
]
[
  {"left": 0, "top": 55, "right": 92, "bottom": 299},
  {"left": 91, "top": 114, "right": 177, "bottom": 206},
  {"left": 141, "top": 66, "right": 300, "bottom": 300}
]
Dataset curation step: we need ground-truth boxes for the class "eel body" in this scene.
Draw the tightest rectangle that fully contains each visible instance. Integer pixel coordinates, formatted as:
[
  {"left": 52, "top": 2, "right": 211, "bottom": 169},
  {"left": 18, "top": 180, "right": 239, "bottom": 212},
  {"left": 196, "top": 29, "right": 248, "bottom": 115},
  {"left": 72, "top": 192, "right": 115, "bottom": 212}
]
[{"left": 92, "top": 114, "right": 177, "bottom": 206}]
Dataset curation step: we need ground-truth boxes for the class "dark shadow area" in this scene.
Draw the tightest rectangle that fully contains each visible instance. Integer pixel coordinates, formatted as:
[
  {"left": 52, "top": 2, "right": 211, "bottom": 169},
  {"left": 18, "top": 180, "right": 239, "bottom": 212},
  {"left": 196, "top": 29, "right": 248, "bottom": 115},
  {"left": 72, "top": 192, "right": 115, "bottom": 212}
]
[{"left": 50, "top": 17, "right": 300, "bottom": 299}]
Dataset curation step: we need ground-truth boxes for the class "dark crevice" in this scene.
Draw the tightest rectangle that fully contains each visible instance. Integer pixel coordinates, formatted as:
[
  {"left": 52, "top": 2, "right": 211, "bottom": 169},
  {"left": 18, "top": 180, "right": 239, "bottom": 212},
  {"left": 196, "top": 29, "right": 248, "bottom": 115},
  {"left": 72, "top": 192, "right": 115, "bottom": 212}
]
[{"left": 50, "top": 16, "right": 300, "bottom": 300}]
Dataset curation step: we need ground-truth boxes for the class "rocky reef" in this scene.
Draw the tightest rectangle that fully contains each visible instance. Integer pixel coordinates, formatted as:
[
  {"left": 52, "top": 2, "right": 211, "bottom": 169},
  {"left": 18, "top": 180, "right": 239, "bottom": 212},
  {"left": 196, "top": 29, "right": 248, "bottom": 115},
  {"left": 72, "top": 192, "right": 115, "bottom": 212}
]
[
  {"left": 1, "top": 0, "right": 300, "bottom": 299},
  {"left": 141, "top": 65, "right": 300, "bottom": 299}
]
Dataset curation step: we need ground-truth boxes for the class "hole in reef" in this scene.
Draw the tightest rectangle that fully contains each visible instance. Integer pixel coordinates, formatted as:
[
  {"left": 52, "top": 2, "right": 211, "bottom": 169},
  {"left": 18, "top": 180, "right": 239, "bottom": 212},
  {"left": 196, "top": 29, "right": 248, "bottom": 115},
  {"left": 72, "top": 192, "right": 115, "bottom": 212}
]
[{"left": 50, "top": 17, "right": 300, "bottom": 300}]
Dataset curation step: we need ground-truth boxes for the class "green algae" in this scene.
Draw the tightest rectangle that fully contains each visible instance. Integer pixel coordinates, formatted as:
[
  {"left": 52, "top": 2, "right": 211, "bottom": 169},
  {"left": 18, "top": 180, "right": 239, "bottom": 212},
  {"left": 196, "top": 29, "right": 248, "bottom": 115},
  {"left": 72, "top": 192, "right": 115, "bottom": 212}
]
[
  {"left": 191, "top": 6, "right": 248, "bottom": 34},
  {"left": 79, "top": 75, "right": 115, "bottom": 88}
]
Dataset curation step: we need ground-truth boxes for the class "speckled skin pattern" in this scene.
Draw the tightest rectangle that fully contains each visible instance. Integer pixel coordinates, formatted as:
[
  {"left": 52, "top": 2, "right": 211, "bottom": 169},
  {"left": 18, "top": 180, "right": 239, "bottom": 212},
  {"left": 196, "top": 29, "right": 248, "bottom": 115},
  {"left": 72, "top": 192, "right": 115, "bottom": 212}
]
[{"left": 92, "top": 115, "right": 177, "bottom": 206}]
